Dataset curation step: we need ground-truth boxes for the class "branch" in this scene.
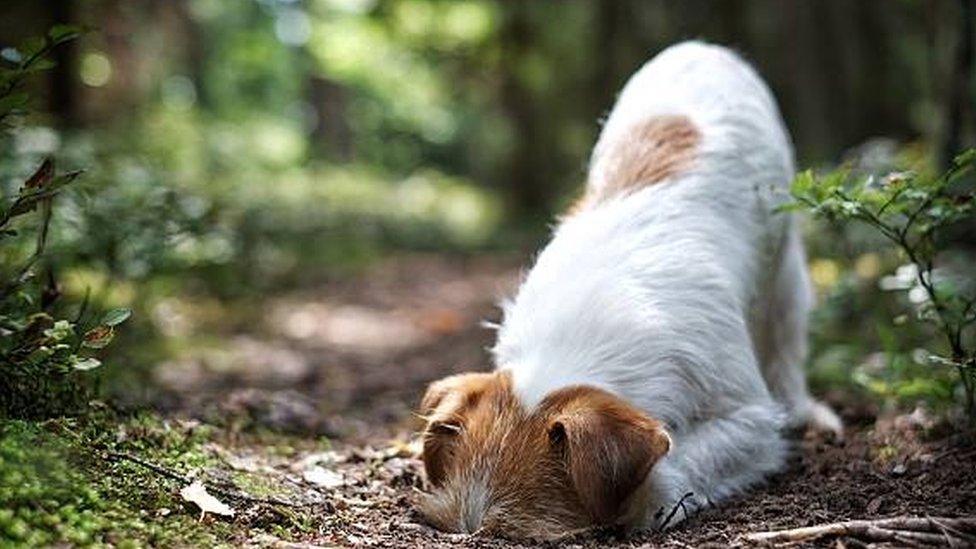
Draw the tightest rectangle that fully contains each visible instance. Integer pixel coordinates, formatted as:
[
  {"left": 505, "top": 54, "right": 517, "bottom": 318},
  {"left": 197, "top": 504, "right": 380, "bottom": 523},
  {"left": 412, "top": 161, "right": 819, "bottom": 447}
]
[{"left": 743, "top": 516, "right": 976, "bottom": 546}]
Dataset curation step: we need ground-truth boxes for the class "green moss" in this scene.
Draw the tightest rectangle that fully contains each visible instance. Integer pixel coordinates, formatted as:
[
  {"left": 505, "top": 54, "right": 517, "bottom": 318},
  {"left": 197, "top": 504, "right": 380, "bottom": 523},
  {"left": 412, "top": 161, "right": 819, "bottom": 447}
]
[{"left": 0, "top": 412, "right": 301, "bottom": 547}]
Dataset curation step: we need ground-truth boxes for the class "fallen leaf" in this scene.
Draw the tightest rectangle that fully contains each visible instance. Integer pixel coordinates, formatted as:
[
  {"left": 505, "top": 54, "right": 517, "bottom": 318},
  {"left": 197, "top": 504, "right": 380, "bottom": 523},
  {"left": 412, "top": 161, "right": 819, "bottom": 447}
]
[
  {"left": 180, "top": 481, "right": 235, "bottom": 519},
  {"left": 383, "top": 438, "right": 420, "bottom": 459},
  {"left": 303, "top": 466, "right": 345, "bottom": 489},
  {"left": 292, "top": 450, "right": 344, "bottom": 472}
]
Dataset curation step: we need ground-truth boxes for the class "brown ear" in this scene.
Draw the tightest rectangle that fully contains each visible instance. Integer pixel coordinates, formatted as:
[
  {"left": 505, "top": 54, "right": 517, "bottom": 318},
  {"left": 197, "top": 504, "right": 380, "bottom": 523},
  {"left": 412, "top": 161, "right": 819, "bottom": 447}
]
[
  {"left": 419, "top": 372, "right": 498, "bottom": 416},
  {"left": 545, "top": 387, "right": 671, "bottom": 524},
  {"left": 418, "top": 372, "right": 498, "bottom": 486}
]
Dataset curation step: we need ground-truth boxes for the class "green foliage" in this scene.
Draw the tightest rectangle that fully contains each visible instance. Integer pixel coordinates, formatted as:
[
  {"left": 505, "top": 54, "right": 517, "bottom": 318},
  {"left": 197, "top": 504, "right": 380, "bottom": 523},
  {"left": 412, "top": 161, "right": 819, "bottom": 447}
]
[
  {"left": 790, "top": 150, "right": 976, "bottom": 417},
  {"left": 0, "top": 26, "right": 80, "bottom": 130},
  {"left": 0, "top": 28, "right": 130, "bottom": 418}
]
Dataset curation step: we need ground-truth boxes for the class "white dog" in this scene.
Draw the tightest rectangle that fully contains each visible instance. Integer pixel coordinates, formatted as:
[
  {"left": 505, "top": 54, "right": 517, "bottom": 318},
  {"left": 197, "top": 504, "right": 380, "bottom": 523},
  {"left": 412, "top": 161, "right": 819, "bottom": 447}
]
[{"left": 418, "top": 41, "right": 841, "bottom": 540}]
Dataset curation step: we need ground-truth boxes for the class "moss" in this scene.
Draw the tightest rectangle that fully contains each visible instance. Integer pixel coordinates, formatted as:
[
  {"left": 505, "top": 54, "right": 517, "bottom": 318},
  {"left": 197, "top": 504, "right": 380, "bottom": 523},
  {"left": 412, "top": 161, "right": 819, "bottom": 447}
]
[{"left": 0, "top": 410, "right": 317, "bottom": 547}]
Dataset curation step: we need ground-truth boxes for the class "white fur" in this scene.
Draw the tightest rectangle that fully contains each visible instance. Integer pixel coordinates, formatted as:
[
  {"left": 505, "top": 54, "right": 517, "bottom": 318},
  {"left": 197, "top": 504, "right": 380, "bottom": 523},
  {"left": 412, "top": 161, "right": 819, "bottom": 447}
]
[{"left": 492, "top": 41, "right": 840, "bottom": 528}]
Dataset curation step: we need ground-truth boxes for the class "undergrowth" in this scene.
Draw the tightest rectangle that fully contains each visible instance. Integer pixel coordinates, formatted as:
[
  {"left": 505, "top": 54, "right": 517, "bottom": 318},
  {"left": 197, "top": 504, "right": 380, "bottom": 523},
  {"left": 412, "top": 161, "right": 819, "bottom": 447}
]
[
  {"left": 0, "top": 407, "right": 333, "bottom": 547},
  {"left": 1, "top": 28, "right": 130, "bottom": 418},
  {"left": 790, "top": 149, "right": 976, "bottom": 418}
]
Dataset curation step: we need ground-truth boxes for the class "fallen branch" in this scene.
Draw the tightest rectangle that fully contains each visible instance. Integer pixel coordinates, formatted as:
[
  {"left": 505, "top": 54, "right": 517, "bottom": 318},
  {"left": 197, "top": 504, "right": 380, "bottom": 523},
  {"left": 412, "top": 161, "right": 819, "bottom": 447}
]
[
  {"left": 106, "top": 451, "right": 305, "bottom": 508},
  {"left": 744, "top": 516, "right": 976, "bottom": 546}
]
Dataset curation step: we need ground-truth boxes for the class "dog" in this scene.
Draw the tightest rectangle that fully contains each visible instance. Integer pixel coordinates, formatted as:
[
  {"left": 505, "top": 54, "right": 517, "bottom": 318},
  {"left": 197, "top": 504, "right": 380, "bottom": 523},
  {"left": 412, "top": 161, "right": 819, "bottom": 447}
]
[{"left": 417, "top": 41, "right": 842, "bottom": 540}]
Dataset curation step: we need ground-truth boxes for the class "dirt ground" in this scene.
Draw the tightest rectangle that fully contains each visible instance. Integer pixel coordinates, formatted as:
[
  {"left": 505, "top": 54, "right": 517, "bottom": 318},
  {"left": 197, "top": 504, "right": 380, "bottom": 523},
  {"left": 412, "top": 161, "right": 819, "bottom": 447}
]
[{"left": 151, "top": 254, "right": 976, "bottom": 548}]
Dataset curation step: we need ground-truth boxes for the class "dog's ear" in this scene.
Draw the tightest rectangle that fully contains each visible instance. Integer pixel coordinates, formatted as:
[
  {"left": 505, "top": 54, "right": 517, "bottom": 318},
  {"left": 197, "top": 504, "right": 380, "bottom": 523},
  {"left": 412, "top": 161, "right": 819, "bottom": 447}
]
[
  {"left": 419, "top": 372, "right": 497, "bottom": 486},
  {"left": 545, "top": 387, "right": 671, "bottom": 524}
]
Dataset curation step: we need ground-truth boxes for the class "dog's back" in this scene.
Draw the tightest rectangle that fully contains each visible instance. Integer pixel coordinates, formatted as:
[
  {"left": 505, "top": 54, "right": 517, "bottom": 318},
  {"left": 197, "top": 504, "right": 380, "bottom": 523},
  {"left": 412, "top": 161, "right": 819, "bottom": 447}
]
[
  {"left": 495, "top": 42, "right": 802, "bottom": 424},
  {"left": 590, "top": 41, "right": 794, "bottom": 200}
]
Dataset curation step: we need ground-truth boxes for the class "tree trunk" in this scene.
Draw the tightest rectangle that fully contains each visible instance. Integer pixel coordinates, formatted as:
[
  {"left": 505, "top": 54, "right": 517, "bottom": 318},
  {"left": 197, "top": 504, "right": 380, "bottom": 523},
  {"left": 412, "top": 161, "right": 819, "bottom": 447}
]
[
  {"left": 944, "top": 0, "right": 975, "bottom": 168},
  {"left": 48, "top": 0, "right": 78, "bottom": 128}
]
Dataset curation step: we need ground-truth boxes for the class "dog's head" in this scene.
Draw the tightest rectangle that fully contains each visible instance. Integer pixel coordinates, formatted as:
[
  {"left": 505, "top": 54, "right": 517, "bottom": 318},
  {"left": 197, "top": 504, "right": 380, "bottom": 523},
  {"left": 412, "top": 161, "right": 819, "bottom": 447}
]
[{"left": 416, "top": 370, "right": 671, "bottom": 540}]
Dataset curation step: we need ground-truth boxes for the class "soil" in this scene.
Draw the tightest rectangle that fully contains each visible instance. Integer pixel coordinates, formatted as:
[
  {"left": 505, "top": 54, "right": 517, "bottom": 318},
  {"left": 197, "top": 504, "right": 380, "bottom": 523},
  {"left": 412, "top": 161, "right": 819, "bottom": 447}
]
[{"left": 150, "top": 254, "right": 976, "bottom": 548}]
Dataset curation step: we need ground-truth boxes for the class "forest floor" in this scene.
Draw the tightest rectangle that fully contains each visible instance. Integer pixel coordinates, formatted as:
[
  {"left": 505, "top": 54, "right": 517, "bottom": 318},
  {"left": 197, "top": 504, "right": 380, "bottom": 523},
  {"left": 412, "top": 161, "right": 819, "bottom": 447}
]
[{"left": 7, "top": 254, "right": 976, "bottom": 547}]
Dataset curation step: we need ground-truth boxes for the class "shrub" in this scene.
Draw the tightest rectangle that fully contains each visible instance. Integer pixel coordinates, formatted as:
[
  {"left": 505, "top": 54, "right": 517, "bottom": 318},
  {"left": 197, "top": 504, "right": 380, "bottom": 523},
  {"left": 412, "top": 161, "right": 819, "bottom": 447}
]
[
  {"left": 0, "top": 27, "right": 129, "bottom": 418},
  {"left": 789, "top": 150, "right": 976, "bottom": 418}
]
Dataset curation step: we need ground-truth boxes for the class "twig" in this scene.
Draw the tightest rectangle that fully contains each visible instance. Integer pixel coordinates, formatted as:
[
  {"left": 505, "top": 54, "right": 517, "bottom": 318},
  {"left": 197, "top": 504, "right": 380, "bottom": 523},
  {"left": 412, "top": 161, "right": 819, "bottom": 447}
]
[
  {"left": 105, "top": 451, "right": 305, "bottom": 508},
  {"left": 931, "top": 517, "right": 976, "bottom": 547},
  {"left": 743, "top": 516, "right": 976, "bottom": 546},
  {"left": 107, "top": 451, "right": 189, "bottom": 483},
  {"left": 658, "top": 492, "right": 696, "bottom": 531}
]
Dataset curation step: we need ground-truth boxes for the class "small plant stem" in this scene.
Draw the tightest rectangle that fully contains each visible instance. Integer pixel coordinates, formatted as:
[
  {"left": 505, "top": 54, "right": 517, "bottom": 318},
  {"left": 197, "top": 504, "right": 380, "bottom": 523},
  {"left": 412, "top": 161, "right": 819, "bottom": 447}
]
[
  {"left": 889, "top": 220, "right": 973, "bottom": 418},
  {"left": 837, "top": 185, "right": 975, "bottom": 418}
]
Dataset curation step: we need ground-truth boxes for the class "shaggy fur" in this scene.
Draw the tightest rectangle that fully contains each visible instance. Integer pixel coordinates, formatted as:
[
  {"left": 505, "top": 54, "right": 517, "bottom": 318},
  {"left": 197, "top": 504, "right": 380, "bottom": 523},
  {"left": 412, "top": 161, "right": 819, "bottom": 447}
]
[{"left": 418, "top": 41, "right": 841, "bottom": 539}]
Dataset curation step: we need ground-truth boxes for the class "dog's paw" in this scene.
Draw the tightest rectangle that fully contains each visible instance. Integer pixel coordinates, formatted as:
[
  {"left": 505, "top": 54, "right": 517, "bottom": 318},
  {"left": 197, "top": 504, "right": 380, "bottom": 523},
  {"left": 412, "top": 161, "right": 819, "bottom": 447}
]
[{"left": 806, "top": 399, "right": 843, "bottom": 440}]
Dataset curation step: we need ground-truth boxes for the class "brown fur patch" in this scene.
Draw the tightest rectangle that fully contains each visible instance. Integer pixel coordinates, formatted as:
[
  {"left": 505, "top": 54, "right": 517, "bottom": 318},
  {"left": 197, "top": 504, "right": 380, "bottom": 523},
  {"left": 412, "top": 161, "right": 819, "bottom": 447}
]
[
  {"left": 417, "top": 371, "right": 670, "bottom": 539},
  {"left": 571, "top": 115, "right": 700, "bottom": 216},
  {"left": 541, "top": 386, "right": 671, "bottom": 523}
]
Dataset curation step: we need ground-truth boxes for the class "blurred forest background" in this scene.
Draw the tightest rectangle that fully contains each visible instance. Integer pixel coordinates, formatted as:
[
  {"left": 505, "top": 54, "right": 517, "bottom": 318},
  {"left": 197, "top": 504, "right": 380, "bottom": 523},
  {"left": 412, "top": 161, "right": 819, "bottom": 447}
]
[{"left": 2, "top": 0, "right": 975, "bottom": 416}]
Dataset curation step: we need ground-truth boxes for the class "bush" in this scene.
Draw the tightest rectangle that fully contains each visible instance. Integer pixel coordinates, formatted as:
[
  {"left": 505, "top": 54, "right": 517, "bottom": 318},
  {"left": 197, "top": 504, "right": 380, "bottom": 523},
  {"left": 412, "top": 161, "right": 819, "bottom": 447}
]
[
  {"left": 789, "top": 150, "right": 976, "bottom": 418},
  {"left": 0, "top": 28, "right": 128, "bottom": 418}
]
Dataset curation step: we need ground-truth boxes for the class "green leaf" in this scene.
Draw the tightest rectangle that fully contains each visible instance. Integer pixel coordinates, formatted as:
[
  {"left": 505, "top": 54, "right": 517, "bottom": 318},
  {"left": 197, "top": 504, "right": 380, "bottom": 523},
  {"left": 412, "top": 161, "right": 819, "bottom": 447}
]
[
  {"left": 773, "top": 202, "right": 805, "bottom": 213},
  {"left": 0, "top": 92, "right": 29, "bottom": 116},
  {"left": 43, "top": 320, "right": 74, "bottom": 341},
  {"left": 791, "top": 170, "right": 815, "bottom": 196},
  {"left": 72, "top": 357, "right": 102, "bottom": 371},
  {"left": 20, "top": 59, "right": 55, "bottom": 73},
  {"left": 17, "top": 37, "right": 46, "bottom": 62},
  {"left": 47, "top": 24, "right": 82, "bottom": 45},
  {"left": 100, "top": 307, "right": 132, "bottom": 326}
]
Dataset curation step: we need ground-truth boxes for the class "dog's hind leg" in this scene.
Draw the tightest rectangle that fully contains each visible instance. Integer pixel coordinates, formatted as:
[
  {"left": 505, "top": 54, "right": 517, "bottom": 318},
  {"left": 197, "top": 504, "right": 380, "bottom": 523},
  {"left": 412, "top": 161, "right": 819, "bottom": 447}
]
[{"left": 757, "top": 222, "right": 842, "bottom": 435}]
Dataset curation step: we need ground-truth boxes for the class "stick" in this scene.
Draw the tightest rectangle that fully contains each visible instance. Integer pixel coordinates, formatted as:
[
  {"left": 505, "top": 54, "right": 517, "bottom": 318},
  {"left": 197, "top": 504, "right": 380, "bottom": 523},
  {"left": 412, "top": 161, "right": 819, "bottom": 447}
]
[
  {"left": 106, "top": 451, "right": 305, "bottom": 508},
  {"left": 658, "top": 492, "right": 696, "bottom": 531},
  {"left": 744, "top": 516, "right": 976, "bottom": 546}
]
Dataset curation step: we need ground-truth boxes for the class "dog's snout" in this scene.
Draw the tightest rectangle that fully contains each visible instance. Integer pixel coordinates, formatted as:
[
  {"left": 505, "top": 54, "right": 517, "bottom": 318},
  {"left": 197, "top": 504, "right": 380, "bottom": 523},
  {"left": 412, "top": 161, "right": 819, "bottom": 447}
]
[
  {"left": 456, "top": 478, "right": 490, "bottom": 533},
  {"left": 420, "top": 475, "right": 493, "bottom": 535}
]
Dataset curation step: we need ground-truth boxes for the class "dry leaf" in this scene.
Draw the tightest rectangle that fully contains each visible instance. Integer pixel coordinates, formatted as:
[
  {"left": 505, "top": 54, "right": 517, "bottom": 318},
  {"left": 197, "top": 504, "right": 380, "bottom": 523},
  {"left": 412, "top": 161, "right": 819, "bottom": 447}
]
[
  {"left": 25, "top": 158, "right": 54, "bottom": 189},
  {"left": 82, "top": 325, "right": 115, "bottom": 349},
  {"left": 303, "top": 466, "right": 345, "bottom": 489},
  {"left": 382, "top": 438, "right": 422, "bottom": 459},
  {"left": 180, "top": 480, "right": 235, "bottom": 519}
]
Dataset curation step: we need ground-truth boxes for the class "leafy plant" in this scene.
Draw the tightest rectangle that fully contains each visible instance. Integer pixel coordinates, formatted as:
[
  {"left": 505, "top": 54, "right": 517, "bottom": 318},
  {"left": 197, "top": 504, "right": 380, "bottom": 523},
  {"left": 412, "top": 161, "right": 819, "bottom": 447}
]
[
  {"left": 788, "top": 150, "right": 976, "bottom": 418},
  {"left": 0, "top": 27, "right": 130, "bottom": 418}
]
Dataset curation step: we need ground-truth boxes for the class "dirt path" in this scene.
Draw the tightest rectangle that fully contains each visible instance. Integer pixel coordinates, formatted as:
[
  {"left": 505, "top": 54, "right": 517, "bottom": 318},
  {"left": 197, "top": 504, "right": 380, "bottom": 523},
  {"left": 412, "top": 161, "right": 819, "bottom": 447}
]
[{"left": 148, "top": 254, "right": 976, "bottom": 547}]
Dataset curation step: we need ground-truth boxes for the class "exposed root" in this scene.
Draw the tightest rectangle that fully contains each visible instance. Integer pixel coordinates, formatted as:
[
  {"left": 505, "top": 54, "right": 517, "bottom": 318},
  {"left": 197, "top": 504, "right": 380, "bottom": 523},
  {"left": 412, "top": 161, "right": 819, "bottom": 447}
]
[{"left": 743, "top": 516, "right": 976, "bottom": 546}]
